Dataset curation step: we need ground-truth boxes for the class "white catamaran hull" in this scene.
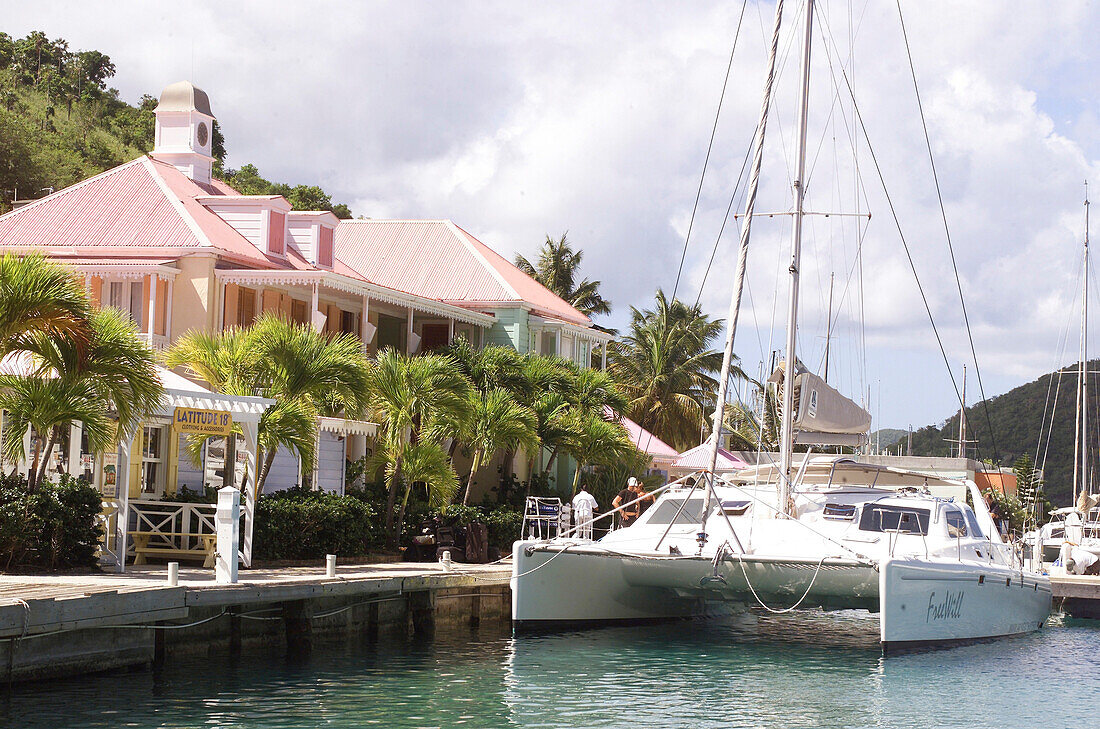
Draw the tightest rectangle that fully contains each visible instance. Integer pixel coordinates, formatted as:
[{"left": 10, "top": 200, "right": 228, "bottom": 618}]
[
  {"left": 878, "top": 557, "right": 1052, "bottom": 649},
  {"left": 513, "top": 541, "right": 1052, "bottom": 647}
]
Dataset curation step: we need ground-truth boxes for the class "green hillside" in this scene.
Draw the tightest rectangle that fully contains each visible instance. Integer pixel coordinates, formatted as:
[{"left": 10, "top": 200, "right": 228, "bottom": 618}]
[
  {"left": 0, "top": 31, "right": 351, "bottom": 217},
  {"left": 905, "top": 360, "right": 1099, "bottom": 506},
  {"left": 871, "top": 428, "right": 907, "bottom": 451}
]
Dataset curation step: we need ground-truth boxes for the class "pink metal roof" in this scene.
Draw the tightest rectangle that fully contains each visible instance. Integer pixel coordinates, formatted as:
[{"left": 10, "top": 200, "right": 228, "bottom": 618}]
[
  {"left": 335, "top": 219, "right": 591, "bottom": 325},
  {"left": 672, "top": 443, "right": 749, "bottom": 472},
  {"left": 0, "top": 156, "right": 288, "bottom": 269},
  {"left": 620, "top": 415, "right": 679, "bottom": 463}
]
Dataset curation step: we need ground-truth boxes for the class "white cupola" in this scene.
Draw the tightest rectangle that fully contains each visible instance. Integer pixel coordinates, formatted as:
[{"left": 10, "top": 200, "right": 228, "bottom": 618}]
[{"left": 151, "top": 80, "right": 215, "bottom": 184}]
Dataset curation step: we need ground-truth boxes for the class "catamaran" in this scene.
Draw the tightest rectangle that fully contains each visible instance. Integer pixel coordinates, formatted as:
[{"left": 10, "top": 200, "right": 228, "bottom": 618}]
[{"left": 511, "top": 0, "right": 1051, "bottom": 650}]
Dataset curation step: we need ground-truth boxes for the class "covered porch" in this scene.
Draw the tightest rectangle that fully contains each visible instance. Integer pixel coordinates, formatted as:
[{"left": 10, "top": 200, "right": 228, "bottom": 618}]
[{"left": 214, "top": 268, "right": 495, "bottom": 355}]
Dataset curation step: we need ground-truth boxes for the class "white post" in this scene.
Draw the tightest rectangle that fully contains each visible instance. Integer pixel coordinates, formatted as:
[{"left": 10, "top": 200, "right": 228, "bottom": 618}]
[
  {"left": 165, "top": 277, "right": 174, "bottom": 339},
  {"left": 326, "top": 554, "right": 337, "bottom": 578},
  {"left": 115, "top": 435, "right": 133, "bottom": 574},
  {"left": 147, "top": 273, "right": 157, "bottom": 336},
  {"left": 448, "top": 317, "right": 455, "bottom": 345},
  {"left": 240, "top": 421, "right": 259, "bottom": 568},
  {"left": 555, "top": 329, "right": 561, "bottom": 357},
  {"left": 361, "top": 295, "right": 370, "bottom": 351},
  {"left": 68, "top": 422, "right": 82, "bottom": 477},
  {"left": 406, "top": 306, "right": 415, "bottom": 354},
  {"left": 601, "top": 340, "right": 608, "bottom": 370},
  {"left": 167, "top": 561, "right": 179, "bottom": 586},
  {"left": 215, "top": 486, "right": 240, "bottom": 584}
]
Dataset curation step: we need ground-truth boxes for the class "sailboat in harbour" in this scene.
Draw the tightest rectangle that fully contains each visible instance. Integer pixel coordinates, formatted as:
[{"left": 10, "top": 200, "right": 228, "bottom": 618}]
[{"left": 511, "top": 0, "right": 1051, "bottom": 649}]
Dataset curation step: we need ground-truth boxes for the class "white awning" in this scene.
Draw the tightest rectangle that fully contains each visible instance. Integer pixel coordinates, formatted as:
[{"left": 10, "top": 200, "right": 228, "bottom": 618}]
[
  {"left": 318, "top": 416, "right": 378, "bottom": 437},
  {"left": 156, "top": 368, "right": 274, "bottom": 423}
]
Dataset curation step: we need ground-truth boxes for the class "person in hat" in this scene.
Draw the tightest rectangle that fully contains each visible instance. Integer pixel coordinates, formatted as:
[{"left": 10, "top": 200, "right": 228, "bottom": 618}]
[{"left": 613, "top": 477, "right": 641, "bottom": 528}]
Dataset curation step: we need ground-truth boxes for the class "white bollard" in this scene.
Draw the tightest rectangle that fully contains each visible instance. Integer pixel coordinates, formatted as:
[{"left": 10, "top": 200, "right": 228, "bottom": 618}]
[
  {"left": 441, "top": 550, "right": 453, "bottom": 571},
  {"left": 167, "top": 561, "right": 179, "bottom": 586},
  {"left": 326, "top": 554, "right": 337, "bottom": 578},
  {"left": 215, "top": 486, "right": 240, "bottom": 584}
]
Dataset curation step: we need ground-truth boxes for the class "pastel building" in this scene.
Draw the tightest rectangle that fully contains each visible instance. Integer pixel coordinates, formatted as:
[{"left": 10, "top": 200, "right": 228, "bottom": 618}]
[{"left": 0, "top": 81, "right": 611, "bottom": 501}]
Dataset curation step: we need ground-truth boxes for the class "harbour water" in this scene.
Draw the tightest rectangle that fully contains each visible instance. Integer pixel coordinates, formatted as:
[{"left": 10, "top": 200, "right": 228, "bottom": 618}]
[{"left": 2, "top": 610, "right": 1093, "bottom": 728}]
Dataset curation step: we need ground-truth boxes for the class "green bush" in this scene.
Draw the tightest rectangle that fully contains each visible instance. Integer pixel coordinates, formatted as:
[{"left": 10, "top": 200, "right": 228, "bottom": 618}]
[
  {"left": 0, "top": 472, "right": 103, "bottom": 570},
  {"left": 432, "top": 503, "right": 523, "bottom": 552},
  {"left": 253, "top": 488, "right": 382, "bottom": 561}
]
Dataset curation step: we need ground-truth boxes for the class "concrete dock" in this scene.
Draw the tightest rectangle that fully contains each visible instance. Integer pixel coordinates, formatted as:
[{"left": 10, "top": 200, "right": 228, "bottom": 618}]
[
  {"left": 1050, "top": 573, "right": 1100, "bottom": 619},
  {"left": 0, "top": 561, "right": 512, "bottom": 683}
]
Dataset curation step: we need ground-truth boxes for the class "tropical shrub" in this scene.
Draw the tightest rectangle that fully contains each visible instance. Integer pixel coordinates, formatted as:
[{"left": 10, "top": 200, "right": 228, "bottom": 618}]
[
  {"left": 253, "top": 488, "right": 381, "bottom": 561},
  {"left": 0, "top": 472, "right": 102, "bottom": 569}
]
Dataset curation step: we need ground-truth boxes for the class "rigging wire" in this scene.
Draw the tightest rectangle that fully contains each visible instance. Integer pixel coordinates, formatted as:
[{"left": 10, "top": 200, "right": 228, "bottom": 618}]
[
  {"left": 894, "top": 0, "right": 1001, "bottom": 461},
  {"left": 669, "top": 0, "right": 750, "bottom": 305},
  {"left": 818, "top": 10, "right": 971, "bottom": 454}
]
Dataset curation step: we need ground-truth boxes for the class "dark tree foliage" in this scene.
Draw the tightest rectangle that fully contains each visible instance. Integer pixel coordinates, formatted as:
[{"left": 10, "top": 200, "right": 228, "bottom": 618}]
[
  {"left": 901, "top": 359, "right": 1100, "bottom": 507},
  {"left": 0, "top": 31, "right": 353, "bottom": 218}
]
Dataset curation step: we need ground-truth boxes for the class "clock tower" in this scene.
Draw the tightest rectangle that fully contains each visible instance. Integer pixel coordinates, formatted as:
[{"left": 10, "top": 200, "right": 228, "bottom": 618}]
[{"left": 151, "top": 81, "right": 216, "bottom": 184}]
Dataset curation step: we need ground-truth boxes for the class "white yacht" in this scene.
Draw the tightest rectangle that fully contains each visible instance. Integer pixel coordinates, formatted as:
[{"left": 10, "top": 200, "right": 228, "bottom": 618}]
[
  {"left": 511, "top": 0, "right": 1051, "bottom": 650},
  {"left": 513, "top": 459, "right": 1051, "bottom": 651}
]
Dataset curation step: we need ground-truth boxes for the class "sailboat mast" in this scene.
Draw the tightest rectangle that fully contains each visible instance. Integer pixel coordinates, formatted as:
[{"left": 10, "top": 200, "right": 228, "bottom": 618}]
[
  {"left": 1084, "top": 188, "right": 1091, "bottom": 500},
  {"left": 701, "top": 0, "right": 786, "bottom": 520},
  {"left": 1074, "top": 186, "right": 1089, "bottom": 504},
  {"left": 824, "top": 271, "right": 834, "bottom": 384},
  {"left": 958, "top": 364, "right": 967, "bottom": 460},
  {"left": 778, "top": 0, "right": 815, "bottom": 514}
]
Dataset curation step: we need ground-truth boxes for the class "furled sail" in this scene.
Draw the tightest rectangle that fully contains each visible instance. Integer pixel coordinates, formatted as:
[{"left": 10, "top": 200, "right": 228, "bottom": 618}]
[{"left": 768, "top": 360, "right": 871, "bottom": 446}]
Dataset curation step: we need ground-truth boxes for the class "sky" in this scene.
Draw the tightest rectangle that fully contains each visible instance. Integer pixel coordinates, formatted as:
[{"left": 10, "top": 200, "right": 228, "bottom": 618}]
[{"left": 8, "top": 1, "right": 1100, "bottom": 435}]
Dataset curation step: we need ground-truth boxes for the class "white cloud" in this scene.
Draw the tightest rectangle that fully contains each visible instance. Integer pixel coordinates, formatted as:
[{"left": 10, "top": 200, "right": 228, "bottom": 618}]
[{"left": 6, "top": 0, "right": 1100, "bottom": 432}]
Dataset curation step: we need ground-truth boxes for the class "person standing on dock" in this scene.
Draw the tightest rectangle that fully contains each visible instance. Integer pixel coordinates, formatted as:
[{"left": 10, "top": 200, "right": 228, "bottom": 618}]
[{"left": 572, "top": 487, "right": 599, "bottom": 540}]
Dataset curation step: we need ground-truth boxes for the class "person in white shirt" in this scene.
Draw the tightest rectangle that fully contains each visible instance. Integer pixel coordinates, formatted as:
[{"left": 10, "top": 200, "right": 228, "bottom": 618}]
[{"left": 571, "top": 487, "right": 599, "bottom": 540}]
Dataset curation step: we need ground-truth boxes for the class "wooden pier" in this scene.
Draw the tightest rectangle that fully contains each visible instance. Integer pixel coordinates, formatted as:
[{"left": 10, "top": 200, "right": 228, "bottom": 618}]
[{"left": 0, "top": 562, "right": 511, "bottom": 682}]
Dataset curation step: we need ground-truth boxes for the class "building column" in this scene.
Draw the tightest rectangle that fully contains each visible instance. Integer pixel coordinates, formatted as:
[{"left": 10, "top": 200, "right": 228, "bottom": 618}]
[
  {"left": 311, "top": 283, "right": 320, "bottom": 330},
  {"left": 239, "top": 421, "right": 259, "bottom": 568},
  {"left": 360, "top": 295, "right": 372, "bottom": 352},
  {"left": 406, "top": 306, "right": 414, "bottom": 354},
  {"left": 601, "top": 340, "right": 608, "bottom": 370},
  {"left": 115, "top": 434, "right": 133, "bottom": 573},
  {"left": 68, "top": 422, "right": 82, "bottom": 477},
  {"left": 448, "top": 318, "right": 455, "bottom": 345},
  {"left": 147, "top": 274, "right": 157, "bottom": 336},
  {"left": 555, "top": 329, "right": 562, "bottom": 357},
  {"left": 165, "top": 278, "right": 174, "bottom": 339}
]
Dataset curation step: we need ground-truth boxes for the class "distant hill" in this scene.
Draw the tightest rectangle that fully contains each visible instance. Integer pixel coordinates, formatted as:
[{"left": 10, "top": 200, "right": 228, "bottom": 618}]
[
  {"left": 0, "top": 30, "right": 351, "bottom": 217},
  {"left": 904, "top": 360, "right": 1100, "bottom": 506},
  {"left": 871, "top": 428, "right": 908, "bottom": 451}
]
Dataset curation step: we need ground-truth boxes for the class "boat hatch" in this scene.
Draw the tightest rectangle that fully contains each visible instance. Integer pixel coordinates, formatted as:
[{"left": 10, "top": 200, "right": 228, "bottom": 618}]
[
  {"left": 646, "top": 498, "right": 706, "bottom": 525},
  {"left": 823, "top": 503, "right": 856, "bottom": 520},
  {"left": 859, "top": 505, "right": 930, "bottom": 535},
  {"left": 720, "top": 500, "right": 751, "bottom": 516}
]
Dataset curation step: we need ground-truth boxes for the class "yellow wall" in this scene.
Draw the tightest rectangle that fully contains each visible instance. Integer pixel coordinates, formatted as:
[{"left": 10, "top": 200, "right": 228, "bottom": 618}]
[
  {"left": 128, "top": 428, "right": 143, "bottom": 498},
  {"left": 171, "top": 254, "right": 217, "bottom": 338},
  {"left": 223, "top": 282, "right": 239, "bottom": 329}
]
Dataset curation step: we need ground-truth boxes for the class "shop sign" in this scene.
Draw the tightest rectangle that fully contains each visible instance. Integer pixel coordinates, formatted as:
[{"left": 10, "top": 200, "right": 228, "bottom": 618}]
[
  {"left": 102, "top": 452, "right": 118, "bottom": 497},
  {"left": 174, "top": 407, "right": 233, "bottom": 436}
]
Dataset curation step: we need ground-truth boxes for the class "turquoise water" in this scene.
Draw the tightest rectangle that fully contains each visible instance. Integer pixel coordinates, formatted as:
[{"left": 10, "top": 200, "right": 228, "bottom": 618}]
[{"left": 1, "top": 610, "right": 1094, "bottom": 728}]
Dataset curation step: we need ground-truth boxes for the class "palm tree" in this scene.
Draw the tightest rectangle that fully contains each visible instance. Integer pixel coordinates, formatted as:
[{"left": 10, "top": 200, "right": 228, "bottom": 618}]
[
  {"left": 166, "top": 313, "right": 371, "bottom": 499},
  {"left": 514, "top": 234, "right": 611, "bottom": 317},
  {"left": 564, "top": 412, "right": 636, "bottom": 495},
  {"left": 0, "top": 307, "right": 163, "bottom": 490},
  {"left": 363, "top": 349, "right": 471, "bottom": 546},
  {"left": 0, "top": 253, "right": 90, "bottom": 353},
  {"left": 722, "top": 382, "right": 779, "bottom": 452},
  {"left": 368, "top": 440, "right": 459, "bottom": 541},
  {"left": 458, "top": 388, "right": 538, "bottom": 504},
  {"left": 609, "top": 289, "right": 733, "bottom": 451}
]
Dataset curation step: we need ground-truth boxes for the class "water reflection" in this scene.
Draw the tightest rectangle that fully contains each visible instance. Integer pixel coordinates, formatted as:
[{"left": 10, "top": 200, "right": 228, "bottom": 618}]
[{"left": 1, "top": 612, "right": 1096, "bottom": 729}]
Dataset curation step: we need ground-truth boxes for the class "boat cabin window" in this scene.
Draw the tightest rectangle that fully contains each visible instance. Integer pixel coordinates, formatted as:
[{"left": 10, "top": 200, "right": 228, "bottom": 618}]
[
  {"left": 963, "top": 507, "right": 984, "bottom": 538},
  {"left": 645, "top": 498, "right": 706, "bottom": 525},
  {"left": 720, "top": 500, "right": 751, "bottom": 516},
  {"left": 945, "top": 508, "right": 968, "bottom": 538},
  {"left": 858, "top": 505, "right": 930, "bottom": 535},
  {"left": 823, "top": 503, "right": 857, "bottom": 520}
]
